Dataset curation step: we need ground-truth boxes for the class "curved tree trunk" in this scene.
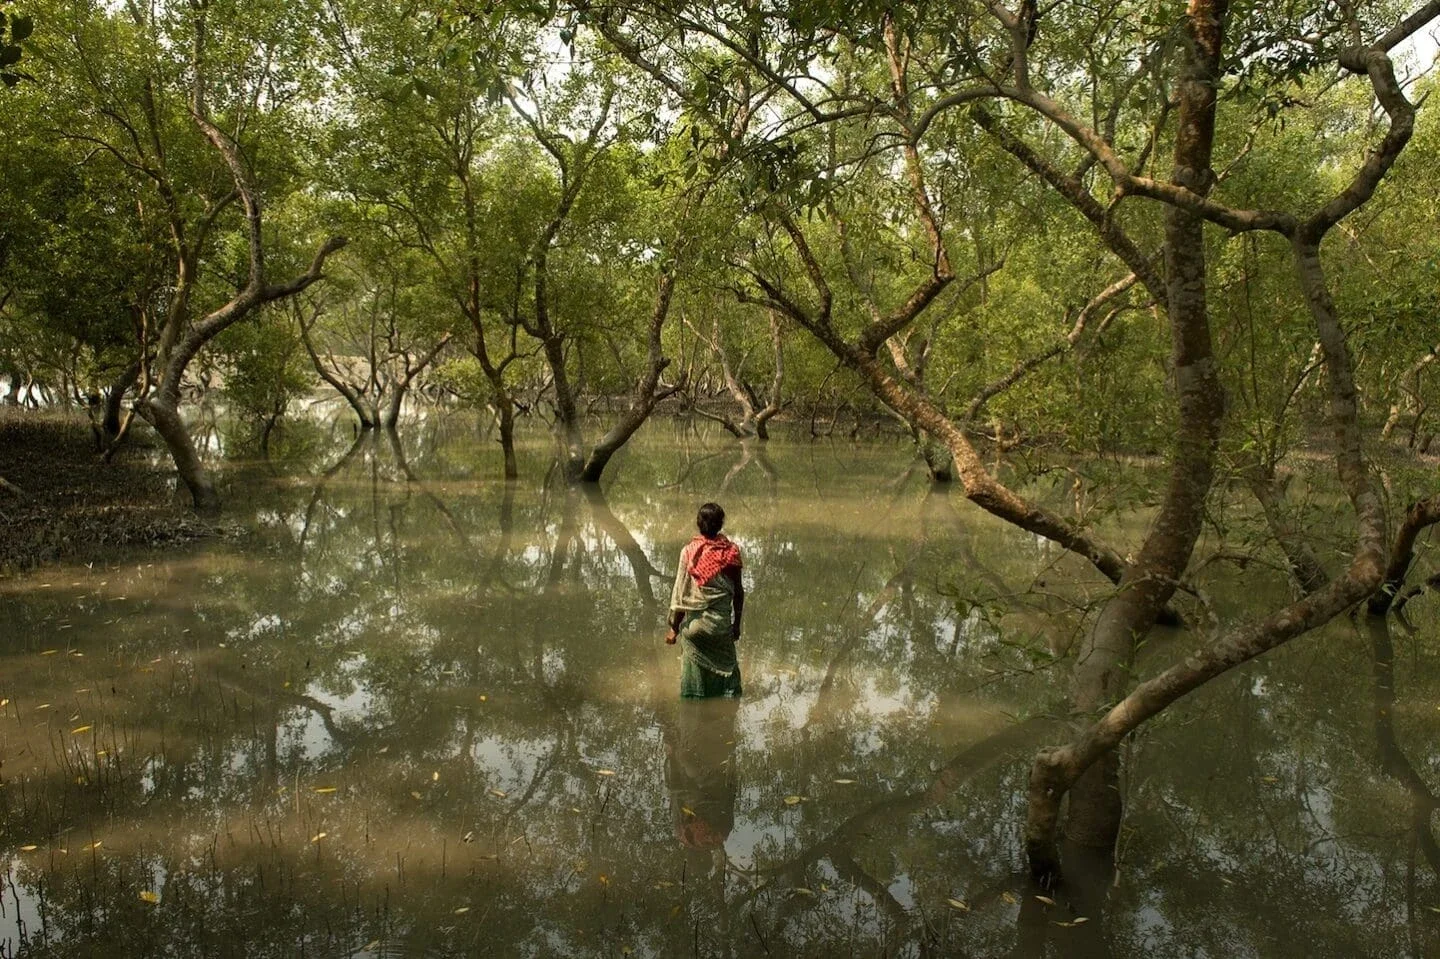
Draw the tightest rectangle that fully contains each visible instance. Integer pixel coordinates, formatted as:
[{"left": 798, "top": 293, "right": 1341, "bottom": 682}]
[
  {"left": 1031, "top": 0, "right": 1231, "bottom": 872},
  {"left": 103, "top": 362, "right": 140, "bottom": 442},
  {"left": 137, "top": 397, "right": 220, "bottom": 513}
]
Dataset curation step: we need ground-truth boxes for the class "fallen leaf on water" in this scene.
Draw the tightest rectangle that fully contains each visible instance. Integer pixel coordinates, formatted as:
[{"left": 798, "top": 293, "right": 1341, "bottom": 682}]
[
  {"left": 311, "top": 832, "right": 327, "bottom": 843},
  {"left": 313, "top": 786, "right": 338, "bottom": 794},
  {"left": 1035, "top": 895, "right": 1056, "bottom": 906},
  {"left": 946, "top": 898, "right": 970, "bottom": 912},
  {"left": 19, "top": 845, "right": 37, "bottom": 852},
  {"left": 432, "top": 771, "right": 440, "bottom": 782},
  {"left": 598, "top": 874, "right": 610, "bottom": 886},
  {"left": 462, "top": 831, "right": 475, "bottom": 843},
  {"left": 489, "top": 789, "right": 507, "bottom": 798},
  {"left": 0, "top": 699, "right": 9, "bottom": 708},
  {"left": 833, "top": 779, "right": 856, "bottom": 784},
  {"left": 1261, "top": 776, "right": 1279, "bottom": 784},
  {"left": 35, "top": 704, "right": 51, "bottom": 710},
  {"left": 363, "top": 941, "right": 380, "bottom": 951},
  {"left": 479, "top": 695, "right": 488, "bottom": 702},
  {"left": 790, "top": 887, "right": 814, "bottom": 896},
  {"left": 1001, "top": 891, "right": 1019, "bottom": 906},
  {"left": 681, "top": 807, "right": 696, "bottom": 817},
  {"left": 570, "top": 807, "right": 581, "bottom": 814},
  {"left": 597, "top": 769, "right": 616, "bottom": 777},
  {"left": 40, "top": 650, "right": 58, "bottom": 656},
  {"left": 139, "top": 890, "right": 159, "bottom": 904},
  {"left": 84, "top": 841, "right": 102, "bottom": 850},
  {"left": 783, "top": 795, "right": 805, "bottom": 806},
  {"left": 410, "top": 791, "right": 423, "bottom": 800},
  {"left": 670, "top": 905, "right": 683, "bottom": 918},
  {"left": 378, "top": 746, "right": 389, "bottom": 754},
  {"left": 72, "top": 725, "right": 92, "bottom": 735},
  {"left": 454, "top": 906, "right": 470, "bottom": 914},
  {"left": 1073, "top": 917, "right": 1090, "bottom": 924}
]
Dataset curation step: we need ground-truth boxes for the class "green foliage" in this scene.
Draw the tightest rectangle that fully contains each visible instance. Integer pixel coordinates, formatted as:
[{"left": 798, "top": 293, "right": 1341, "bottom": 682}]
[{"left": 217, "top": 309, "right": 310, "bottom": 438}]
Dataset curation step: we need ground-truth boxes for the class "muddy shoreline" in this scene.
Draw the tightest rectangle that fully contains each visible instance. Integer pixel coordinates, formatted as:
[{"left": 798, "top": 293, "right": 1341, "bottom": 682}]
[{"left": 0, "top": 410, "right": 220, "bottom": 576}]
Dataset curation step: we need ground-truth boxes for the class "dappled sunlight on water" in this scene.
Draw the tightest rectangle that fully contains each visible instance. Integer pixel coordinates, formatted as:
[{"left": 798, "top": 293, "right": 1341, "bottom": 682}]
[{"left": 1, "top": 418, "right": 1438, "bottom": 957}]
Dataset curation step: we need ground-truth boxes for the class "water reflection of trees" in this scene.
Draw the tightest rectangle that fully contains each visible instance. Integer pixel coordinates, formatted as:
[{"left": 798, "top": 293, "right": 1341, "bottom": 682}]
[{"left": 2, "top": 427, "right": 1437, "bottom": 956}]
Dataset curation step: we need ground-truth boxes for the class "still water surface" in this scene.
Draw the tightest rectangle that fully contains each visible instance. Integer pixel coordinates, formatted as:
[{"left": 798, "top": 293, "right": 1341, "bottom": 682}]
[{"left": 1, "top": 416, "right": 1437, "bottom": 957}]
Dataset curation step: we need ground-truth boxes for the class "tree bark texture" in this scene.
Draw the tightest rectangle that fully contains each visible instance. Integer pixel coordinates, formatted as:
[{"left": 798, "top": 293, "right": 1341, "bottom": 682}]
[{"left": 1030, "top": 0, "right": 1231, "bottom": 875}]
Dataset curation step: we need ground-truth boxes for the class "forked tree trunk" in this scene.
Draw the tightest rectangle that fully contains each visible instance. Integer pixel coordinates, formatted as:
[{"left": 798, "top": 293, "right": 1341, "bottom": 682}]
[{"left": 1032, "top": 0, "right": 1230, "bottom": 870}]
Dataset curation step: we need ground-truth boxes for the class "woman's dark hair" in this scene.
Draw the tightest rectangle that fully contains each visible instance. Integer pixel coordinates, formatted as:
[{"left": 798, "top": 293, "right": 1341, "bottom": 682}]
[{"left": 696, "top": 502, "right": 725, "bottom": 537}]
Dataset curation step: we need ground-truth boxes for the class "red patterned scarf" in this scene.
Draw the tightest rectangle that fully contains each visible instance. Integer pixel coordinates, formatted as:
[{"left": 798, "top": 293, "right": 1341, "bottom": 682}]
[{"left": 687, "top": 534, "right": 741, "bottom": 587}]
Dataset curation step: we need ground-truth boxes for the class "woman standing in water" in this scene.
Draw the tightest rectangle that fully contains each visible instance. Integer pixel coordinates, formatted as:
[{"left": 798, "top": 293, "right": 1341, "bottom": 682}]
[{"left": 665, "top": 502, "right": 744, "bottom": 698}]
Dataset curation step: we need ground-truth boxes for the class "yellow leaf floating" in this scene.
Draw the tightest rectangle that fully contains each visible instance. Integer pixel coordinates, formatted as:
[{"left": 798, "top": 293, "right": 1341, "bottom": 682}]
[
  {"left": 790, "top": 887, "right": 814, "bottom": 896},
  {"left": 833, "top": 779, "right": 857, "bottom": 785},
  {"left": 311, "top": 832, "right": 327, "bottom": 843},
  {"left": 783, "top": 795, "right": 804, "bottom": 806},
  {"left": 410, "top": 791, "right": 423, "bottom": 800},
  {"left": 946, "top": 898, "right": 970, "bottom": 912},
  {"left": 19, "top": 845, "right": 38, "bottom": 852},
  {"left": 454, "top": 906, "right": 470, "bottom": 915},
  {"left": 597, "top": 769, "right": 616, "bottom": 777},
  {"left": 313, "top": 786, "right": 338, "bottom": 794},
  {"left": 72, "top": 725, "right": 93, "bottom": 735},
  {"left": 1260, "top": 776, "right": 1280, "bottom": 784},
  {"left": 681, "top": 807, "right": 696, "bottom": 818},
  {"left": 84, "top": 841, "right": 102, "bottom": 851},
  {"left": 1035, "top": 895, "right": 1056, "bottom": 906},
  {"left": 432, "top": 771, "right": 440, "bottom": 782},
  {"left": 40, "top": 650, "right": 58, "bottom": 656},
  {"left": 1001, "top": 891, "right": 1019, "bottom": 906},
  {"left": 139, "top": 890, "right": 159, "bottom": 904},
  {"left": 489, "top": 788, "right": 507, "bottom": 798}
]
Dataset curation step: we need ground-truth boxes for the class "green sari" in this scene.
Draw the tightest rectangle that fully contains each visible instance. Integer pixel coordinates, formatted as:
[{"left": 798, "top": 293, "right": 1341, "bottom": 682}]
[{"left": 671, "top": 544, "right": 743, "bottom": 699}]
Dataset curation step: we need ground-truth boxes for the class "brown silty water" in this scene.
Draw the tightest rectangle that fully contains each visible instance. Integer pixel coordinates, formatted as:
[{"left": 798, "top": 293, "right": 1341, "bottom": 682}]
[{"left": 1, "top": 416, "right": 1437, "bottom": 957}]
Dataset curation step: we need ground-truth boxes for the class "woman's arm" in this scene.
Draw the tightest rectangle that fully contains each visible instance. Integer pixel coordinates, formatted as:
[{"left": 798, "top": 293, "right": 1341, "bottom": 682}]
[{"left": 724, "top": 566, "right": 744, "bottom": 639}]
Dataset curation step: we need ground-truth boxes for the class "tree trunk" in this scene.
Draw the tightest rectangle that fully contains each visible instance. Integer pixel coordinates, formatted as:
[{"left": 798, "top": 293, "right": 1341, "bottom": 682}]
[
  {"left": 103, "top": 362, "right": 140, "bottom": 441},
  {"left": 495, "top": 394, "right": 518, "bottom": 480},
  {"left": 138, "top": 397, "right": 220, "bottom": 513},
  {"left": 1030, "top": 0, "right": 1231, "bottom": 876}
]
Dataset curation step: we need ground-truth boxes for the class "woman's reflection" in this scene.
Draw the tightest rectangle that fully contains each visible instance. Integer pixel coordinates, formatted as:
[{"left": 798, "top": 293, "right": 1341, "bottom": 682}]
[{"left": 666, "top": 698, "right": 739, "bottom": 880}]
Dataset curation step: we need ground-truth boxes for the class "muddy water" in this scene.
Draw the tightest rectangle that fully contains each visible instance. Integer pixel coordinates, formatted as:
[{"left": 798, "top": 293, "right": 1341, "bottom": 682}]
[{"left": 1, "top": 417, "right": 1437, "bottom": 958}]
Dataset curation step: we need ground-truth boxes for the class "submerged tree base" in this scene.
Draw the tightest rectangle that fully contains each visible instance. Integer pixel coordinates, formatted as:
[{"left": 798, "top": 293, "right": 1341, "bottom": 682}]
[{"left": 0, "top": 410, "right": 222, "bottom": 575}]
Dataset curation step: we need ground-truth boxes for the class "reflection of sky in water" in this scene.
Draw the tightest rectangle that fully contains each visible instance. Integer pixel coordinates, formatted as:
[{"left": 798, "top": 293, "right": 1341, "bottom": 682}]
[{"left": 0, "top": 424, "right": 1436, "bottom": 957}]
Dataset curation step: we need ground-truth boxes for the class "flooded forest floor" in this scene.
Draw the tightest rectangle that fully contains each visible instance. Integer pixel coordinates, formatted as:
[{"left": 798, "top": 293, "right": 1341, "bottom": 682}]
[{"left": 0, "top": 410, "right": 218, "bottom": 576}]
